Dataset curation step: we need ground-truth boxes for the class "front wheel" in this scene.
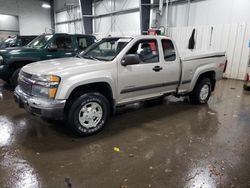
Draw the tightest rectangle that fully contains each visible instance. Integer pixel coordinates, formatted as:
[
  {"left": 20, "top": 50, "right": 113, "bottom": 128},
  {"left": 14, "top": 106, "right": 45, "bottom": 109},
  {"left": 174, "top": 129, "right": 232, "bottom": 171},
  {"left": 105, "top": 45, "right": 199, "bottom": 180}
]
[
  {"left": 10, "top": 68, "right": 21, "bottom": 89},
  {"left": 67, "top": 92, "right": 110, "bottom": 136},
  {"left": 189, "top": 77, "right": 212, "bottom": 105}
]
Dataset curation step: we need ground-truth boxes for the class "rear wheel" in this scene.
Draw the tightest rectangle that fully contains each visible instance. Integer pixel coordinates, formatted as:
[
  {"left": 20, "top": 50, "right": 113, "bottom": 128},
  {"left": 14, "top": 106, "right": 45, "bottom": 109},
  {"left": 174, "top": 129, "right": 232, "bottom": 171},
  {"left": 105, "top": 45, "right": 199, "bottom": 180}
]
[
  {"left": 10, "top": 68, "right": 21, "bottom": 89},
  {"left": 189, "top": 77, "right": 212, "bottom": 105},
  {"left": 67, "top": 92, "right": 110, "bottom": 136}
]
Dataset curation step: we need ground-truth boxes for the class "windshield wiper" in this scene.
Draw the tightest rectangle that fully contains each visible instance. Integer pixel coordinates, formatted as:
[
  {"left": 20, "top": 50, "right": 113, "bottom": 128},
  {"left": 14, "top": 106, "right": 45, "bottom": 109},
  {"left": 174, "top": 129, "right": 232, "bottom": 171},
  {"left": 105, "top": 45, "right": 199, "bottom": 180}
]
[
  {"left": 75, "top": 54, "right": 82, "bottom": 58},
  {"left": 83, "top": 55, "right": 101, "bottom": 61}
]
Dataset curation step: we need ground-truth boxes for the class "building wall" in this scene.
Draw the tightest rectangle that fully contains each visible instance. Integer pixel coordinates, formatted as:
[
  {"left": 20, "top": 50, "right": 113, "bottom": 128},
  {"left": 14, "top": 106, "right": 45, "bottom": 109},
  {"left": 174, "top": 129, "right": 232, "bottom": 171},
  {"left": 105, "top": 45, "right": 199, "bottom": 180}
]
[
  {"left": 155, "top": 0, "right": 250, "bottom": 27},
  {"left": 93, "top": 0, "right": 140, "bottom": 38},
  {"left": 0, "top": 0, "right": 52, "bottom": 35},
  {"left": 53, "top": 0, "right": 141, "bottom": 36},
  {"left": 157, "top": 0, "right": 250, "bottom": 80},
  {"left": 0, "top": 14, "right": 19, "bottom": 41},
  {"left": 0, "top": 14, "right": 19, "bottom": 32},
  {"left": 54, "top": 0, "right": 84, "bottom": 34}
]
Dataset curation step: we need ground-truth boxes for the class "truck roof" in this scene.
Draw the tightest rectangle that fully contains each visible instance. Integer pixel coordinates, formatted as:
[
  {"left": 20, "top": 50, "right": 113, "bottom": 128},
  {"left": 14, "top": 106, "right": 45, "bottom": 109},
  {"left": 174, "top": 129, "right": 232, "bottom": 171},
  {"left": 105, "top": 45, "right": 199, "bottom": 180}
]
[
  {"left": 40, "top": 33, "right": 95, "bottom": 37},
  {"left": 104, "top": 35, "right": 171, "bottom": 40}
]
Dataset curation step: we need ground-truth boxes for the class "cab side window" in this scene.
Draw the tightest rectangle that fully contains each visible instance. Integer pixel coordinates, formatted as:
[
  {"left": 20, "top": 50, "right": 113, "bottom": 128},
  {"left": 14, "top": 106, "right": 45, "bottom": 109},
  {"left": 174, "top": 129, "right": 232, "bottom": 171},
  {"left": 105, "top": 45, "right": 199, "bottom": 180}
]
[
  {"left": 51, "top": 36, "right": 73, "bottom": 50},
  {"left": 161, "top": 39, "right": 176, "bottom": 61},
  {"left": 127, "top": 39, "right": 159, "bottom": 63}
]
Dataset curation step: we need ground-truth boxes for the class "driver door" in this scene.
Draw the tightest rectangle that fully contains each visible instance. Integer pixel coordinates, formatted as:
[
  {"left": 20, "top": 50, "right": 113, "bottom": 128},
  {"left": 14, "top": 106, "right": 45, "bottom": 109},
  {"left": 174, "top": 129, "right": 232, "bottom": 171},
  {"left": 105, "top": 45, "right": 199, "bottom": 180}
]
[
  {"left": 117, "top": 39, "right": 166, "bottom": 104},
  {"left": 43, "top": 35, "right": 76, "bottom": 60}
]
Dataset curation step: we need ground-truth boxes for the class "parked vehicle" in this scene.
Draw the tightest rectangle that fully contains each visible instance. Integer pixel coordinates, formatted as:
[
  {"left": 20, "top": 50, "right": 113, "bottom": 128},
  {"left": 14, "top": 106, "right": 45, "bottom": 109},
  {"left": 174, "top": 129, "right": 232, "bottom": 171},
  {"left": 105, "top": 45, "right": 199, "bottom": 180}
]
[
  {"left": 0, "top": 33, "right": 96, "bottom": 87},
  {"left": 14, "top": 35, "right": 227, "bottom": 136},
  {"left": 243, "top": 73, "right": 250, "bottom": 91},
  {"left": 0, "top": 35, "right": 38, "bottom": 49}
]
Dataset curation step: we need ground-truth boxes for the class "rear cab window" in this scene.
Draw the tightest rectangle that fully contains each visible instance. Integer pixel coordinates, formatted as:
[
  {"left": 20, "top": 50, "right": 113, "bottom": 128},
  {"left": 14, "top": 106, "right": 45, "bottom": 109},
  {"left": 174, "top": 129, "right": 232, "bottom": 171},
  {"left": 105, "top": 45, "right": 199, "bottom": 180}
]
[
  {"left": 77, "top": 36, "right": 95, "bottom": 51},
  {"left": 161, "top": 39, "right": 176, "bottom": 61},
  {"left": 127, "top": 39, "right": 159, "bottom": 63}
]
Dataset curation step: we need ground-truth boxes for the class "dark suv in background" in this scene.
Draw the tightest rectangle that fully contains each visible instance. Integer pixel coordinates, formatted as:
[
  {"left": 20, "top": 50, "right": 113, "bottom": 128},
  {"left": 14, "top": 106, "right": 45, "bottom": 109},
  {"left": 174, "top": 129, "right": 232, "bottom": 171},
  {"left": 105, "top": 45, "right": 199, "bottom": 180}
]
[
  {"left": 0, "top": 35, "right": 38, "bottom": 49},
  {"left": 0, "top": 33, "right": 96, "bottom": 87}
]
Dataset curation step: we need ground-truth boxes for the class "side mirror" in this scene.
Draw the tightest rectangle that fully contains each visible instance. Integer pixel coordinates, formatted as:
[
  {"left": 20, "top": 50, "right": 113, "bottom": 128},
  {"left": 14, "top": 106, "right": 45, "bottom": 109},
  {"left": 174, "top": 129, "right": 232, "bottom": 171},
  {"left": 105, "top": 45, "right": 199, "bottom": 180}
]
[{"left": 121, "top": 54, "right": 140, "bottom": 66}]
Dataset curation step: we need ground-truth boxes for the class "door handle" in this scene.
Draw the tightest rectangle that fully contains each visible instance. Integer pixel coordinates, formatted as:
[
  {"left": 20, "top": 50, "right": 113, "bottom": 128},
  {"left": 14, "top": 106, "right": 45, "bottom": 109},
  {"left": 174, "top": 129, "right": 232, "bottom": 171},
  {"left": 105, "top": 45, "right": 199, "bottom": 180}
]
[
  {"left": 152, "top": 66, "right": 163, "bottom": 72},
  {"left": 65, "top": 52, "right": 73, "bottom": 55}
]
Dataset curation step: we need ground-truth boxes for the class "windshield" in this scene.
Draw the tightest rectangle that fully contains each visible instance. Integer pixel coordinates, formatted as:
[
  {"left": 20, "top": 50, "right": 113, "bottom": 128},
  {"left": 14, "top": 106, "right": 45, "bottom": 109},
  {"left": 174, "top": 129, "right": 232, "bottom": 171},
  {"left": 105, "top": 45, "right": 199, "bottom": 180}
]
[
  {"left": 27, "top": 35, "right": 52, "bottom": 48},
  {"left": 81, "top": 37, "right": 132, "bottom": 61}
]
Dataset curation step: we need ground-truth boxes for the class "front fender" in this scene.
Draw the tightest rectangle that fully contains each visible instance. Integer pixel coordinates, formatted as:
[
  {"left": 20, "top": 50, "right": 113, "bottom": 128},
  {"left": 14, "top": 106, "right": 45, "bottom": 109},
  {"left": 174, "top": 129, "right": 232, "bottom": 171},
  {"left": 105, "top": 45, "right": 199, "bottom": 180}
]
[
  {"left": 7, "top": 57, "right": 40, "bottom": 65},
  {"left": 56, "top": 71, "right": 116, "bottom": 100}
]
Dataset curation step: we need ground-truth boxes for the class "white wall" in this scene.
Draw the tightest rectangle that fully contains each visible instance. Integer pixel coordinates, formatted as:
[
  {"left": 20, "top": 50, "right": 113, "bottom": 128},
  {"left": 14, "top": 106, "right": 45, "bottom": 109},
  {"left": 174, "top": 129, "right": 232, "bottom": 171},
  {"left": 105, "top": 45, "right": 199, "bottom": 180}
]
[
  {"left": 55, "top": 7, "right": 84, "bottom": 34},
  {"left": 189, "top": 0, "right": 250, "bottom": 26},
  {"left": 169, "top": 24, "right": 250, "bottom": 80},
  {"left": 0, "top": 0, "right": 52, "bottom": 35},
  {"left": 0, "top": 14, "right": 19, "bottom": 40},
  {"left": 0, "top": 14, "right": 19, "bottom": 32},
  {"left": 54, "top": 0, "right": 141, "bottom": 36},
  {"left": 54, "top": 0, "right": 80, "bottom": 10},
  {"left": 54, "top": 0, "right": 84, "bottom": 34},
  {"left": 155, "top": 0, "right": 250, "bottom": 27},
  {"left": 93, "top": 0, "right": 140, "bottom": 38},
  {"left": 153, "top": 0, "right": 250, "bottom": 80}
]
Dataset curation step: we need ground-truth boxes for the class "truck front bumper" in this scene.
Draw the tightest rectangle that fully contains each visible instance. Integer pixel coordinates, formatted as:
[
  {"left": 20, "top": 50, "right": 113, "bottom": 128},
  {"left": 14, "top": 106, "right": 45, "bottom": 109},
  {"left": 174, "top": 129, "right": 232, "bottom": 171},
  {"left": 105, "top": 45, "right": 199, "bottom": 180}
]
[{"left": 14, "top": 86, "right": 66, "bottom": 120}]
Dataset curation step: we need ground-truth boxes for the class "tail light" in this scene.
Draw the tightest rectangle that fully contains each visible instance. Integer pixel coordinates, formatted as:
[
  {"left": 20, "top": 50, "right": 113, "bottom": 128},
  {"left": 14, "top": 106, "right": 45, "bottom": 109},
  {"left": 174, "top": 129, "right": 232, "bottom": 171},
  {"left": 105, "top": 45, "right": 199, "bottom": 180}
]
[
  {"left": 223, "top": 60, "right": 228, "bottom": 73},
  {"left": 245, "top": 73, "right": 249, "bottom": 81}
]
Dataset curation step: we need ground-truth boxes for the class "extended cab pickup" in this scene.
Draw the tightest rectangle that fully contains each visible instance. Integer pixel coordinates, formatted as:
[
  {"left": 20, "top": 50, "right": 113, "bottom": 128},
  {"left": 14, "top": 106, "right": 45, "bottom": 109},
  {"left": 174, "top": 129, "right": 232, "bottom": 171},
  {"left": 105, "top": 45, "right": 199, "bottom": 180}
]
[
  {"left": 14, "top": 36, "right": 227, "bottom": 136},
  {"left": 0, "top": 33, "right": 96, "bottom": 87}
]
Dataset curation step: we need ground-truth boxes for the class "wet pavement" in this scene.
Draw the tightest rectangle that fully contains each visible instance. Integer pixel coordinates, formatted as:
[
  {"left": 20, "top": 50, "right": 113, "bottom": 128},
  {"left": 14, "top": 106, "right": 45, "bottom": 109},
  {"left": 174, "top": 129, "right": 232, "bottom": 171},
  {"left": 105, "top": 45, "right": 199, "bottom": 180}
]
[{"left": 0, "top": 79, "right": 250, "bottom": 188}]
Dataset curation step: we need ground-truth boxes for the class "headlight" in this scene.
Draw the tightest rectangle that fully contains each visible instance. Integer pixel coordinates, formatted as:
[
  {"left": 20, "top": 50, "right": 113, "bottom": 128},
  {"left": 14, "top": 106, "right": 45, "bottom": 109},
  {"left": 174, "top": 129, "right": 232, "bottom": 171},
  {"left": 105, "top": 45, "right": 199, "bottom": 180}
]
[
  {"left": 31, "top": 74, "right": 60, "bottom": 99},
  {"left": 31, "top": 74, "right": 60, "bottom": 83},
  {"left": 0, "top": 56, "right": 3, "bottom": 65}
]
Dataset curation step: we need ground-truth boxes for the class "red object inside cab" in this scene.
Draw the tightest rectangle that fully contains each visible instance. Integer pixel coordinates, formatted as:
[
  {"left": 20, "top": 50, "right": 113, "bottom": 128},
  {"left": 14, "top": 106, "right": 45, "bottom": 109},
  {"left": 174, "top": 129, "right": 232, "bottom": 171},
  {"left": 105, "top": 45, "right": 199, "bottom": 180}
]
[
  {"left": 149, "top": 42, "right": 157, "bottom": 52},
  {"left": 148, "top": 29, "right": 161, "bottom": 36}
]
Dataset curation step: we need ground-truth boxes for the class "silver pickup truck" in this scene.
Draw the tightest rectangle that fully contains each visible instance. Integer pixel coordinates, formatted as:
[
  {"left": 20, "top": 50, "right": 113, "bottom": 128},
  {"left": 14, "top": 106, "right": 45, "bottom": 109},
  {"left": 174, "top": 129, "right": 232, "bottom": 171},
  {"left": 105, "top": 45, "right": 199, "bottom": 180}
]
[{"left": 14, "top": 35, "right": 227, "bottom": 136}]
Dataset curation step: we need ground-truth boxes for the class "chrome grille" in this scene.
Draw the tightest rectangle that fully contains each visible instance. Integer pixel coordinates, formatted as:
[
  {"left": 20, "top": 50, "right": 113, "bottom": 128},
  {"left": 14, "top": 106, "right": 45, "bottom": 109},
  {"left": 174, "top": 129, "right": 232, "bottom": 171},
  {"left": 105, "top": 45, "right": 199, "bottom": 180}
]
[
  {"left": 21, "top": 71, "right": 32, "bottom": 79},
  {"left": 19, "top": 71, "right": 32, "bottom": 95}
]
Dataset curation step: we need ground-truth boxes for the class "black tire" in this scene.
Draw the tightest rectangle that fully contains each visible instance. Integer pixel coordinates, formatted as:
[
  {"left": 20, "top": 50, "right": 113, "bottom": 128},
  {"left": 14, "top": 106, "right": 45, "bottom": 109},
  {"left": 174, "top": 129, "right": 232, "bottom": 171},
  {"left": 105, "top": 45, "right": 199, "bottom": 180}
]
[
  {"left": 67, "top": 92, "right": 110, "bottom": 136},
  {"left": 189, "top": 77, "right": 212, "bottom": 105},
  {"left": 10, "top": 68, "right": 21, "bottom": 89}
]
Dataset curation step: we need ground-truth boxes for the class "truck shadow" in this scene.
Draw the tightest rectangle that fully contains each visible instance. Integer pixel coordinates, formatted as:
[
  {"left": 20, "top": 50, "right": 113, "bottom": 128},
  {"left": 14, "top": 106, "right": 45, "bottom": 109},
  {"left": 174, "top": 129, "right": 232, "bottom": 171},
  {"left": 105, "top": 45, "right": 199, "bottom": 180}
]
[
  {"left": 48, "top": 96, "right": 191, "bottom": 136},
  {"left": 17, "top": 96, "right": 219, "bottom": 153}
]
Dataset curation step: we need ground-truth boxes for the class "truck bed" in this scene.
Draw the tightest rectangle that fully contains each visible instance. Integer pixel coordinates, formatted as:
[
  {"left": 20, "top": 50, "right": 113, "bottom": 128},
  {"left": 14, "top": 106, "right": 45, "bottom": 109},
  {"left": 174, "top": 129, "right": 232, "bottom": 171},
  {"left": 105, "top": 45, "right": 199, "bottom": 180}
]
[{"left": 179, "top": 50, "right": 226, "bottom": 61}]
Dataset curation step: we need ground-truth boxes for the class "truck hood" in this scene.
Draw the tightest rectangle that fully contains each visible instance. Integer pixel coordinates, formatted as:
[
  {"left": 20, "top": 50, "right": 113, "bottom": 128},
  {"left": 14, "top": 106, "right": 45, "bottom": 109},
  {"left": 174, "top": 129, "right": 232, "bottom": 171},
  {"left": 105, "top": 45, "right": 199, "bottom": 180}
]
[{"left": 22, "top": 57, "right": 111, "bottom": 77}]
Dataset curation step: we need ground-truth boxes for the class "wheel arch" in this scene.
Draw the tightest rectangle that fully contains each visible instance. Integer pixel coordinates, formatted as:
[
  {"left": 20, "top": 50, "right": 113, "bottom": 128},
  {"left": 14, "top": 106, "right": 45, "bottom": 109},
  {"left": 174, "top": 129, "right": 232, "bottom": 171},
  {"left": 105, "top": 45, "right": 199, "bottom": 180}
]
[
  {"left": 8, "top": 60, "right": 36, "bottom": 76},
  {"left": 191, "top": 70, "right": 216, "bottom": 92},
  {"left": 64, "top": 82, "right": 115, "bottom": 114}
]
